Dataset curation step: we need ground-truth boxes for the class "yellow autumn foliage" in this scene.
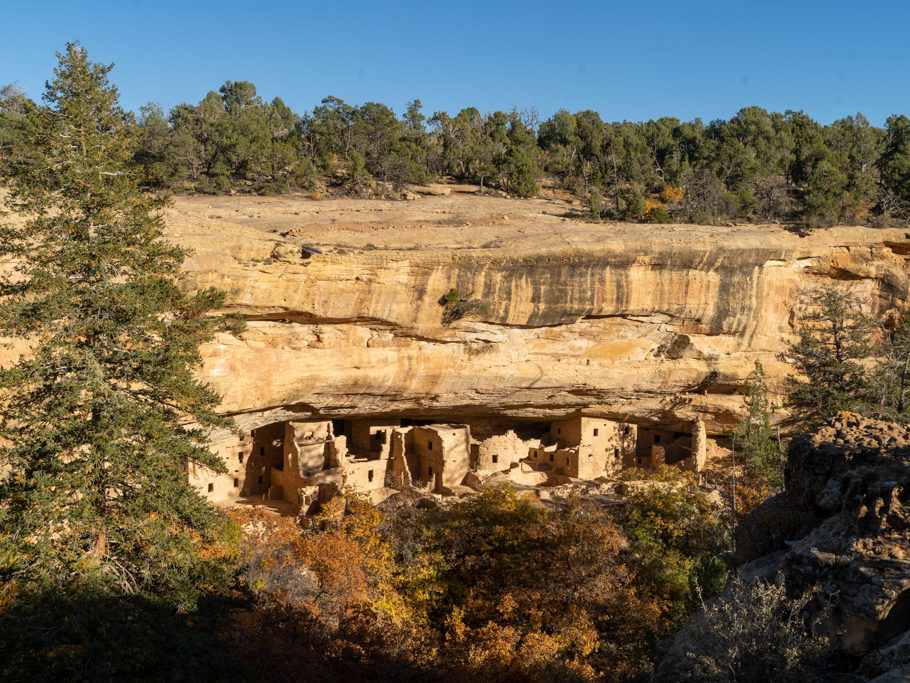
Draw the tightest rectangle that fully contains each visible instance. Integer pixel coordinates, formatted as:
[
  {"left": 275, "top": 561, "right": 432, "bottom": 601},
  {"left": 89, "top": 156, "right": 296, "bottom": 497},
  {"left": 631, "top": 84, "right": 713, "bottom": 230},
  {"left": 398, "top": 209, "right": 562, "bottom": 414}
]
[{"left": 660, "top": 184, "right": 685, "bottom": 204}]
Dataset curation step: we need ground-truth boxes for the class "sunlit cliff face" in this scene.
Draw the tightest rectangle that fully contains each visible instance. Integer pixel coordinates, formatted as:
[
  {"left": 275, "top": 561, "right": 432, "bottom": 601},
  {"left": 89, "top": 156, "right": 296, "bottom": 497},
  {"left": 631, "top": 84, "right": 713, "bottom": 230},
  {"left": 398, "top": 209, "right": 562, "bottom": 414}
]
[{"left": 59, "top": 194, "right": 910, "bottom": 435}]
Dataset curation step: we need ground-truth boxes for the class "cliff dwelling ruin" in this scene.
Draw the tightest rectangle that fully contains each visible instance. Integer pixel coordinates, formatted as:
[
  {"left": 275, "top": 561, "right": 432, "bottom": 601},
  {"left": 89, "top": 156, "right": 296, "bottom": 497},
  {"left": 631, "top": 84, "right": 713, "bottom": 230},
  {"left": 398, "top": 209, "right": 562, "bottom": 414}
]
[
  {"left": 191, "top": 414, "right": 709, "bottom": 513},
  {"left": 159, "top": 193, "right": 910, "bottom": 517}
]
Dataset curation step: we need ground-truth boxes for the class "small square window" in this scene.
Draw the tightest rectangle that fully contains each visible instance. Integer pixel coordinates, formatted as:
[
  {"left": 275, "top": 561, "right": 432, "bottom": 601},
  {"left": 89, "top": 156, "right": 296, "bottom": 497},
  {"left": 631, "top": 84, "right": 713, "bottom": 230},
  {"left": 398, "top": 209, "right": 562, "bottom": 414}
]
[
  {"left": 593, "top": 428, "right": 599, "bottom": 436},
  {"left": 260, "top": 446, "right": 265, "bottom": 456},
  {"left": 654, "top": 435, "right": 661, "bottom": 444},
  {"left": 368, "top": 470, "right": 374, "bottom": 482},
  {"left": 557, "top": 427, "right": 561, "bottom": 434},
  {"left": 207, "top": 483, "right": 214, "bottom": 493},
  {"left": 492, "top": 454, "right": 498, "bottom": 464},
  {"left": 234, "top": 478, "right": 239, "bottom": 488},
  {"left": 428, "top": 441, "right": 433, "bottom": 450}
]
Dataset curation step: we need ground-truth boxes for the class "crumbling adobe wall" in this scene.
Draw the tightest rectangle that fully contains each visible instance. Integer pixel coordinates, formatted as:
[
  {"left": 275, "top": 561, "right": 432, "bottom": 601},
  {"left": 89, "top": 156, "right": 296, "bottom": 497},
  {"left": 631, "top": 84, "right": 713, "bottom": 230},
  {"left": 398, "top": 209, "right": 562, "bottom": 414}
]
[
  {"left": 190, "top": 424, "right": 279, "bottom": 501},
  {"left": 189, "top": 433, "right": 253, "bottom": 503},
  {"left": 637, "top": 427, "right": 692, "bottom": 465},
  {"left": 268, "top": 421, "right": 335, "bottom": 505},
  {"left": 411, "top": 425, "right": 471, "bottom": 492},
  {"left": 472, "top": 429, "right": 539, "bottom": 472},
  {"left": 343, "top": 458, "right": 391, "bottom": 491}
]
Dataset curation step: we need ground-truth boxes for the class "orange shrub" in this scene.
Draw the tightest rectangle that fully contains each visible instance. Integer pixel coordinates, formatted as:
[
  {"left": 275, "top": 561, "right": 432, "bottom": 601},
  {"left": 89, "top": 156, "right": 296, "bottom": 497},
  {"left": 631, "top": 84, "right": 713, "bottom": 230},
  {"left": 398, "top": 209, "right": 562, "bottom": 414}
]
[{"left": 660, "top": 184, "right": 685, "bottom": 204}]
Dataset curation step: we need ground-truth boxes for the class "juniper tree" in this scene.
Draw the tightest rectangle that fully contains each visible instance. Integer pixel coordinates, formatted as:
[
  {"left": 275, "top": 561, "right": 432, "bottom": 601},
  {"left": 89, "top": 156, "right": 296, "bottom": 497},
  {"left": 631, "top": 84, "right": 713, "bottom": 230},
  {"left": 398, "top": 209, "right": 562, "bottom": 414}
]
[
  {"left": 780, "top": 288, "right": 874, "bottom": 425},
  {"left": 0, "top": 43, "right": 236, "bottom": 608}
]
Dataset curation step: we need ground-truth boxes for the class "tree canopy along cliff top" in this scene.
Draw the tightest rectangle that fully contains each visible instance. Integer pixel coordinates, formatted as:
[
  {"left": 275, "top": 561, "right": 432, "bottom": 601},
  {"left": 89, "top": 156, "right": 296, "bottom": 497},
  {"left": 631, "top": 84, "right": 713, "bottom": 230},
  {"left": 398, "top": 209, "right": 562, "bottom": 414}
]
[{"left": 164, "top": 188, "right": 910, "bottom": 257}]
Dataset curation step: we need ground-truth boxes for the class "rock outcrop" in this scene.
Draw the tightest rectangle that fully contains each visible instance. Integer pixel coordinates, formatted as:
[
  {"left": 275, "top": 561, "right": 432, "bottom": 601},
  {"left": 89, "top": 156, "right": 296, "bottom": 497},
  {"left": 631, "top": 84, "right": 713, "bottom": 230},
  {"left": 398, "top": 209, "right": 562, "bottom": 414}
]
[
  {"left": 658, "top": 413, "right": 910, "bottom": 680},
  {"left": 783, "top": 414, "right": 910, "bottom": 660},
  {"left": 161, "top": 193, "right": 910, "bottom": 434}
]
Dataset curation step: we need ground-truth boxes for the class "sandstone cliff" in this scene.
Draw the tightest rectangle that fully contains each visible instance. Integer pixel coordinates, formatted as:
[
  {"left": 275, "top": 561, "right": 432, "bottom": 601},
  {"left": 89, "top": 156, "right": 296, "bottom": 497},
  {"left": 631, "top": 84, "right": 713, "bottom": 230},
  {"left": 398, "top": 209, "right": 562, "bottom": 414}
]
[{"left": 160, "top": 192, "right": 910, "bottom": 434}]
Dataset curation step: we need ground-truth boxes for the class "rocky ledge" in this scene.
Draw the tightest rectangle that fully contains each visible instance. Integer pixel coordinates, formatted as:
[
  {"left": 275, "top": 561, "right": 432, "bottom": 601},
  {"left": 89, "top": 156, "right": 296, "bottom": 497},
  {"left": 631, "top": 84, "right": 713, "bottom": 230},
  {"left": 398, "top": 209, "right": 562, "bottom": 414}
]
[
  {"left": 658, "top": 413, "right": 910, "bottom": 680},
  {"left": 163, "top": 192, "right": 910, "bottom": 434},
  {"left": 785, "top": 414, "right": 909, "bottom": 668}
]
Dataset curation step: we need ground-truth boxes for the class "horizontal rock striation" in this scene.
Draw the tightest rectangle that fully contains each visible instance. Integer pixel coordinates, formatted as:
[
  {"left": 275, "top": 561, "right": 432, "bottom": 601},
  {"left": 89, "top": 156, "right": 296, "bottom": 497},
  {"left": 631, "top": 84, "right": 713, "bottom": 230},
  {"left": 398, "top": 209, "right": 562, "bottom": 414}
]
[{"left": 163, "top": 194, "right": 910, "bottom": 433}]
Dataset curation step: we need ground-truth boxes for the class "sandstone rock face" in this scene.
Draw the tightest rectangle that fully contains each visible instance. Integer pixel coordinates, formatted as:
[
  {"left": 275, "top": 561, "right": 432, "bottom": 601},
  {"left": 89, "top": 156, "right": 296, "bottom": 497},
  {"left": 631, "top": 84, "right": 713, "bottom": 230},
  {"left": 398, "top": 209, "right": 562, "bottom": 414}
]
[{"left": 161, "top": 194, "right": 910, "bottom": 435}]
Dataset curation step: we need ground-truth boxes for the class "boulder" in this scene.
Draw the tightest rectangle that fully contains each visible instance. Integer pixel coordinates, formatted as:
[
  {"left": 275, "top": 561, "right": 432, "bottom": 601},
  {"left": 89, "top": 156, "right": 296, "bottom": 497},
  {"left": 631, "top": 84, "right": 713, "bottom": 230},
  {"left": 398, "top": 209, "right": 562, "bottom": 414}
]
[
  {"left": 860, "top": 629, "right": 910, "bottom": 680},
  {"left": 462, "top": 471, "right": 484, "bottom": 491}
]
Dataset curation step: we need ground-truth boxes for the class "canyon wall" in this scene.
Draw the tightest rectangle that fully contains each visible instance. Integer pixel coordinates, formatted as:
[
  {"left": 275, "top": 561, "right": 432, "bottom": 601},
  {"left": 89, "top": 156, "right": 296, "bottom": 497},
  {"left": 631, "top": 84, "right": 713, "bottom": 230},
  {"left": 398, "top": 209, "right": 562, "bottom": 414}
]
[{"left": 164, "top": 194, "right": 910, "bottom": 436}]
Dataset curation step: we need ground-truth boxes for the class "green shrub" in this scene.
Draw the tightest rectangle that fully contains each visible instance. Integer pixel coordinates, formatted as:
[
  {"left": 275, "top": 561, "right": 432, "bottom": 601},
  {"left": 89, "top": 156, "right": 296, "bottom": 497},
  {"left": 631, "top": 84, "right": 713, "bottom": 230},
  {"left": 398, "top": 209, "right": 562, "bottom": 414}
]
[{"left": 656, "top": 579, "right": 835, "bottom": 682}]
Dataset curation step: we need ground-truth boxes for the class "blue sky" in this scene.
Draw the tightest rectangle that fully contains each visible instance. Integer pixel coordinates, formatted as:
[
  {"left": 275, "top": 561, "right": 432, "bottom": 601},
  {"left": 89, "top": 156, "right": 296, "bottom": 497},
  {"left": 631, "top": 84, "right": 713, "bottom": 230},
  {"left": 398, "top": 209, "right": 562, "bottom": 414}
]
[{"left": 2, "top": 0, "right": 907, "bottom": 126}]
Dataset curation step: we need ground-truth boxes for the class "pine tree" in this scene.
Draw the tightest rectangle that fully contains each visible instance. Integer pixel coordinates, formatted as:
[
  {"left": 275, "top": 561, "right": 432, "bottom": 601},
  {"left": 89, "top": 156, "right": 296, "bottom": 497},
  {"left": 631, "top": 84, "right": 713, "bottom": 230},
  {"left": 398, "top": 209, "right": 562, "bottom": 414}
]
[
  {"left": 780, "top": 288, "right": 874, "bottom": 425},
  {"left": 0, "top": 43, "right": 236, "bottom": 608},
  {"left": 731, "top": 361, "right": 784, "bottom": 489},
  {"left": 871, "top": 308, "right": 910, "bottom": 422}
]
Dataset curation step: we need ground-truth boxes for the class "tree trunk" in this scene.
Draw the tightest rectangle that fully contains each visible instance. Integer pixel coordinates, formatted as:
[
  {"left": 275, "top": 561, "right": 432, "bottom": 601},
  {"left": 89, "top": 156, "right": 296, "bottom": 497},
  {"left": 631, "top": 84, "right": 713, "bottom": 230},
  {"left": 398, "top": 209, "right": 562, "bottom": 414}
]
[{"left": 94, "top": 528, "right": 106, "bottom": 558}]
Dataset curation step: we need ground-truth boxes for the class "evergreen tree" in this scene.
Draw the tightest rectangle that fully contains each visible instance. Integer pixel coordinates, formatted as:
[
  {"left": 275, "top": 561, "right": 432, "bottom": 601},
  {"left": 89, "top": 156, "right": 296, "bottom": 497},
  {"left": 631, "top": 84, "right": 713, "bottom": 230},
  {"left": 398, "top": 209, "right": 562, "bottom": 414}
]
[
  {"left": 730, "top": 361, "right": 784, "bottom": 489},
  {"left": 780, "top": 289, "right": 874, "bottom": 425},
  {"left": 803, "top": 156, "right": 849, "bottom": 228},
  {"left": 537, "top": 109, "right": 581, "bottom": 181},
  {"left": 871, "top": 308, "right": 910, "bottom": 421},
  {"left": 879, "top": 114, "right": 910, "bottom": 221},
  {"left": 402, "top": 99, "right": 431, "bottom": 183},
  {"left": 0, "top": 83, "right": 37, "bottom": 176},
  {"left": 133, "top": 102, "right": 172, "bottom": 188},
  {"left": 352, "top": 101, "right": 409, "bottom": 189},
  {"left": 827, "top": 114, "right": 881, "bottom": 223},
  {"left": 499, "top": 112, "right": 539, "bottom": 197},
  {"left": 0, "top": 43, "right": 237, "bottom": 608}
]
